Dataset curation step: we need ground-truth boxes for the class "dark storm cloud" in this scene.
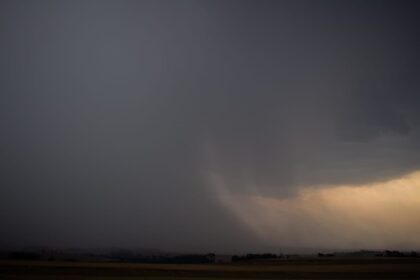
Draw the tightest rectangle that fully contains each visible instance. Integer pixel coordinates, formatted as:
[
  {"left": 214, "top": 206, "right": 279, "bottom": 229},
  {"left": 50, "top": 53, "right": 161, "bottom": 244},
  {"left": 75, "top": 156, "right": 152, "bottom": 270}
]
[
  {"left": 0, "top": 0, "right": 419, "bottom": 251},
  {"left": 203, "top": 0, "right": 420, "bottom": 194}
]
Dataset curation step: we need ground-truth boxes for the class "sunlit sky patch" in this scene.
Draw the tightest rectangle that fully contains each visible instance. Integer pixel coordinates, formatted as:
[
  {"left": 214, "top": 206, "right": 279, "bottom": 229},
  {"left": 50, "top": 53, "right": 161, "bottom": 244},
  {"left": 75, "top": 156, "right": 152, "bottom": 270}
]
[{"left": 214, "top": 170, "right": 420, "bottom": 250}]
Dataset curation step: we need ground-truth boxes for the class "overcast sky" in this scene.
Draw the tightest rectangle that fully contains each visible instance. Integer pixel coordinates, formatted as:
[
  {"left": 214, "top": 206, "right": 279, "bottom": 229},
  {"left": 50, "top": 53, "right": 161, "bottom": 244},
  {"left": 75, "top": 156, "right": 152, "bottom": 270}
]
[{"left": 1, "top": 0, "right": 420, "bottom": 253}]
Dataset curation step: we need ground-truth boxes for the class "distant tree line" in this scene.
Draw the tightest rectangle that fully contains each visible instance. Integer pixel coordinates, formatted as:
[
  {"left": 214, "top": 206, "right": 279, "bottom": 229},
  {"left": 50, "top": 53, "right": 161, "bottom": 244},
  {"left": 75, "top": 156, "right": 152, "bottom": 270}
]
[
  {"left": 7, "top": 252, "right": 41, "bottom": 260},
  {"left": 111, "top": 252, "right": 214, "bottom": 264},
  {"left": 317, "top": 250, "right": 419, "bottom": 258},
  {"left": 3, "top": 249, "right": 419, "bottom": 263},
  {"left": 383, "top": 250, "right": 418, "bottom": 258},
  {"left": 317, "top": 253, "right": 335, "bottom": 257},
  {"left": 232, "top": 253, "right": 279, "bottom": 261}
]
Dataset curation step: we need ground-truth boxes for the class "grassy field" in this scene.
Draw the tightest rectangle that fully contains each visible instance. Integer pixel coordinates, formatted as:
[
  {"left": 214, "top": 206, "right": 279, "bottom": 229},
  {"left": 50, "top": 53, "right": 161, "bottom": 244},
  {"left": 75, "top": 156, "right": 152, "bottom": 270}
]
[{"left": 1, "top": 258, "right": 420, "bottom": 279}]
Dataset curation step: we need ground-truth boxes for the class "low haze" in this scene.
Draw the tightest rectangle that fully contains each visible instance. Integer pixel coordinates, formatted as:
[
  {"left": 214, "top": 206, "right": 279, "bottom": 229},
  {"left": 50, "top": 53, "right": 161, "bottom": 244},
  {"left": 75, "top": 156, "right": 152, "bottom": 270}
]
[{"left": 1, "top": 0, "right": 420, "bottom": 253}]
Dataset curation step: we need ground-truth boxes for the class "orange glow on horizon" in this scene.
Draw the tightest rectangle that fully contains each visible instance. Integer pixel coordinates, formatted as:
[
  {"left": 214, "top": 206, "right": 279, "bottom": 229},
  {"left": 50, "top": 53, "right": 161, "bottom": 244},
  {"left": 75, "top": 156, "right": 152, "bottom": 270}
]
[{"left": 214, "top": 170, "right": 420, "bottom": 250}]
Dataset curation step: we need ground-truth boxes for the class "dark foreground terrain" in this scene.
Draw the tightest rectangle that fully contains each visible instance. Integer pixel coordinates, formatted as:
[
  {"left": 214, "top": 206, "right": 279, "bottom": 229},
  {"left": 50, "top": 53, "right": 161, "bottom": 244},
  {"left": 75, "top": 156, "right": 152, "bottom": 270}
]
[{"left": 1, "top": 258, "right": 420, "bottom": 279}]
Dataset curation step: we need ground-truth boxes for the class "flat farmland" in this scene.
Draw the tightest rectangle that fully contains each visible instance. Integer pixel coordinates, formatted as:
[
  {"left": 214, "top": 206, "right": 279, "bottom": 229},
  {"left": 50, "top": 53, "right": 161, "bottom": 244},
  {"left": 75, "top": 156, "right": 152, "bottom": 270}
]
[{"left": 1, "top": 258, "right": 420, "bottom": 279}]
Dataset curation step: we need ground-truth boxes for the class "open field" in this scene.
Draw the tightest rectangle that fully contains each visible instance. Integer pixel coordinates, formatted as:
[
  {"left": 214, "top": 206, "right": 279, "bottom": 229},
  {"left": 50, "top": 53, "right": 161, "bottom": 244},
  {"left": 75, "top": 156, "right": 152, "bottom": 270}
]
[{"left": 1, "top": 258, "right": 420, "bottom": 279}]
